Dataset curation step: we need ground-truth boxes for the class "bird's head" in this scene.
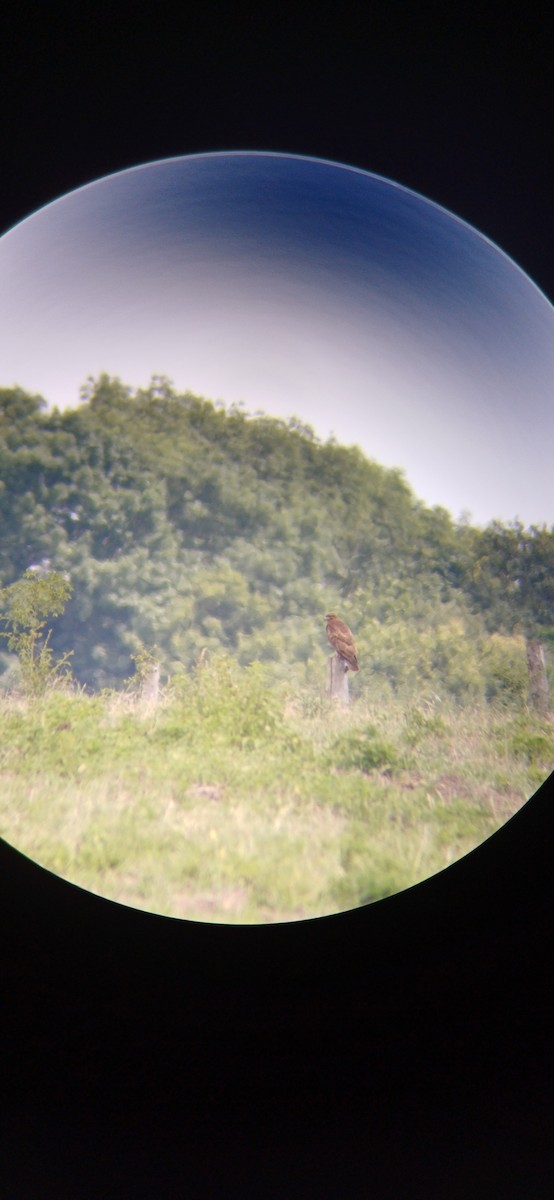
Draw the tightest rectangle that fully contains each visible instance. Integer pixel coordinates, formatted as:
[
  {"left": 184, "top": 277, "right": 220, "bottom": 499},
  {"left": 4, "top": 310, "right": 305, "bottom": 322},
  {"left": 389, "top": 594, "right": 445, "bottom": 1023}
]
[{"left": 325, "top": 613, "right": 336, "bottom": 623}]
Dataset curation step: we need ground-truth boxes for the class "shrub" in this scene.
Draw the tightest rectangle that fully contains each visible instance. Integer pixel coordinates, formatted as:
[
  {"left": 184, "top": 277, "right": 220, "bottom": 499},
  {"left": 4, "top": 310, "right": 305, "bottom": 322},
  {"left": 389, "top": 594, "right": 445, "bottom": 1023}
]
[
  {"left": 331, "top": 724, "right": 401, "bottom": 773},
  {"left": 169, "top": 655, "right": 286, "bottom": 748},
  {"left": 483, "top": 633, "right": 527, "bottom": 706},
  {"left": 0, "top": 570, "right": 74, "bottom": 698}
]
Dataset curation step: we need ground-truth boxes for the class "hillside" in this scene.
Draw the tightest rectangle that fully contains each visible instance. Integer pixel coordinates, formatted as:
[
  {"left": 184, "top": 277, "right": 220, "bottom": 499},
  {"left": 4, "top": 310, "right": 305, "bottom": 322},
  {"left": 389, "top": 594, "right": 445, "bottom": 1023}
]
[{"left": 1, "top": 375, "right": 553, "bottom": 701}]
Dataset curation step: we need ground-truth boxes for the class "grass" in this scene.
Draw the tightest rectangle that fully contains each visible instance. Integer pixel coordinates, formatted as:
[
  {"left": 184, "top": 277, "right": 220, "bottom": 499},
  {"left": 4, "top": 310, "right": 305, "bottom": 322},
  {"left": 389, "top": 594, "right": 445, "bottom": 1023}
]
[{"left": 0, "top": 666, "right": 552, "bottom": 923}]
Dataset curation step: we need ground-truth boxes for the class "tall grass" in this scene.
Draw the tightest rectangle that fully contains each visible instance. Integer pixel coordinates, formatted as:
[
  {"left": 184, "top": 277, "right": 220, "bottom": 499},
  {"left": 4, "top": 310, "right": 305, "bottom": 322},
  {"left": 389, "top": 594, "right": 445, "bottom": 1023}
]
[{"left": 0, "top": 658, "right": 552, "bottom": 923}]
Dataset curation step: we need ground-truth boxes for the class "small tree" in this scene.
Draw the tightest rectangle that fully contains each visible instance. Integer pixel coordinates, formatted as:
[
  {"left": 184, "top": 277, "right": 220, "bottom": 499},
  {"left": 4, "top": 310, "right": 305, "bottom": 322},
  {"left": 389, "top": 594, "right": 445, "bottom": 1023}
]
[
  {"left": 467, "top": 522, "right": 554, "bottom": 713},
  {"left": 0, "top": 570, "right": 74, "bottom": 698}
]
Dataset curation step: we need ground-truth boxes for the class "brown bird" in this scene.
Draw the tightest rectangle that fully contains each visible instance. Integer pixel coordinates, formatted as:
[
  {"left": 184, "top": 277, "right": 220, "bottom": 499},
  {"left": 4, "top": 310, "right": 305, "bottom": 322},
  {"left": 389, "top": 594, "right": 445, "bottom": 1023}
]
[{"left": 325, "top": 613, "right": 359, "bottom": 673}]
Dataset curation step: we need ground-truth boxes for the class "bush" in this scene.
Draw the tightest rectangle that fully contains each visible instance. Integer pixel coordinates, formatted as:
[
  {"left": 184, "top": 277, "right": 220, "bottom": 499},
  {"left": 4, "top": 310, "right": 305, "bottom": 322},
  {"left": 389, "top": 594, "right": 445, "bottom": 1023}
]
[
  {"left": 482, "top": 633, "right": 527, "bottom": 705},
  {"left": 331, "top": 724, "right": 401, "bottom": 773},
  {"left": 356, "top": 617, "right": 484, "bottom": 704},
  {"left": 0, "top": 570, "right": 74, "bottom": 698},
  {"left": 169, "top": 655, "right": 286, "bottom": 748}
]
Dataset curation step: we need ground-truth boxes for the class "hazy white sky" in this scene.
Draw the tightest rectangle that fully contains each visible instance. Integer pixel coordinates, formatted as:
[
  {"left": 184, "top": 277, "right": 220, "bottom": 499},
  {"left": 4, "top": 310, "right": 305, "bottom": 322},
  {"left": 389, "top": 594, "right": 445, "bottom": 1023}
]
[{"left": 1, "top": 153, "right": 553, "bottom": 527}]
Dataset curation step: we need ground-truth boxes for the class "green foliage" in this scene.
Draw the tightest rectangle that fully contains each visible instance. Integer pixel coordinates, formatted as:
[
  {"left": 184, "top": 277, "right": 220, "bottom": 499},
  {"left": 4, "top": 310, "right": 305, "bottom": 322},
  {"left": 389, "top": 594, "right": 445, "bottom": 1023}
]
[
  {"left": 466, "top": 520, "right": 554, "bottom": 637},
  {"left": 482, "top": 633, "right": 528, "bottom": 706},
  {"left": 3, "top": 374, "right": 551, "bottom": 921},
  {"left": 0, "top": 678, "right": 547, "bottom": 923},
  {"left": 332, "top": 827, "right": 425, "bottom": 908},
  {"left": 330, "top": 724, "right": 401, "bottom": 773},
  {"left": 127, "top": 644, "right": 161, "bottom": 693},
  {"left": 169, "top": 655, "right": 287, "bottom": 749},
  {"left": 346, "top": 605, "right": 486, "bottom": 705},
  {"left": 404, "top": 704, "right": 447, "bottom": 746},
  {"left": 0, "top": 377, "right": 552, "bottom": 705},
  {"left": 509, "top": 719, "right": 554, "bottom": 768},
  {"left": 0, "top": 569, "right": 73, "bottom": 697}
]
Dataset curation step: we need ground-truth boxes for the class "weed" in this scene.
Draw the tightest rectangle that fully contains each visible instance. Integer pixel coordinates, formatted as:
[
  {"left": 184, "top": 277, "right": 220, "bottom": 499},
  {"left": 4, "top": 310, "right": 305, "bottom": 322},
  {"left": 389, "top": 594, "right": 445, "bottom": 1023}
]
[{"left": 330, "top": 724, "right": 402, "bottom": 773}]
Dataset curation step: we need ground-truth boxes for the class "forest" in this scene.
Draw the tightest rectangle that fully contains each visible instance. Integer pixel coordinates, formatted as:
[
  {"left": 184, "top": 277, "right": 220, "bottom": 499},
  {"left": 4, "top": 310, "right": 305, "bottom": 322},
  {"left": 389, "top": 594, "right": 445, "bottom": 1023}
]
[
  {"left": 1, "top": 374, "right": 553, "bottom": 702},
  {"left": 1, "top": 376, "right": 553, "bottom": 921}
]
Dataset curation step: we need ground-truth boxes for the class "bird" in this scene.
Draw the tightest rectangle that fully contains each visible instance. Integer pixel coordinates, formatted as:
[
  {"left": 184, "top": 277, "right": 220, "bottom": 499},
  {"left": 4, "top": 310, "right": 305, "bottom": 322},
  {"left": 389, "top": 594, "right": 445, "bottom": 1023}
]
[{"left": 325, "top": 613, "right": 359, "bottom": 673}]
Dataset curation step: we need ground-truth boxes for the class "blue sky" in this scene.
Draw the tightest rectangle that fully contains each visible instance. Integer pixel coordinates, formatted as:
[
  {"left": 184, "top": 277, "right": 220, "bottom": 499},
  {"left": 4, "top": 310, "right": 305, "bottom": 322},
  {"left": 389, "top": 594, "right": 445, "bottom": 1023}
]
[{"left": 1, "top": 152, "right": 552, "bottom": 527}]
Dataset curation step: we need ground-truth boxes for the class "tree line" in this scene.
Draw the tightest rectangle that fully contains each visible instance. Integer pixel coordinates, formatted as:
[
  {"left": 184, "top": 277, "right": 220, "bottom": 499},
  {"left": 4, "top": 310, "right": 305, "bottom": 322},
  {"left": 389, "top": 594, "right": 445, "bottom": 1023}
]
[{"left": 1, "top": 376, "right": 552, "bottom": 707}]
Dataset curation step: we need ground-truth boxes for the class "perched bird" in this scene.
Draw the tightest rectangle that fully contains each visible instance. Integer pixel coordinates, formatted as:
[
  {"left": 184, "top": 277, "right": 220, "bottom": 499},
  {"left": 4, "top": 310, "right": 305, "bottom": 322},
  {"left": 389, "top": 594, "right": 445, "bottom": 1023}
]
[{"left": 325, "top": 613, "right": 359, "bottom": 673}]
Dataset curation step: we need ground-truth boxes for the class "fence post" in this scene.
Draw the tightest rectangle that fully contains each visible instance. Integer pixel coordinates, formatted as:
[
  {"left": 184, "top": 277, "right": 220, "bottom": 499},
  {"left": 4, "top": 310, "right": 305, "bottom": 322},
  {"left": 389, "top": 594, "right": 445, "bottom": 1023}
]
[
  {"left": 140, "top": 660, "right": 160, "bottom": 709},
  {"left": 526, "top": 638, "right": 549, "bottom": 714},
  {"left": 327, "top": 653, "right": 350, "bottom": 704}
]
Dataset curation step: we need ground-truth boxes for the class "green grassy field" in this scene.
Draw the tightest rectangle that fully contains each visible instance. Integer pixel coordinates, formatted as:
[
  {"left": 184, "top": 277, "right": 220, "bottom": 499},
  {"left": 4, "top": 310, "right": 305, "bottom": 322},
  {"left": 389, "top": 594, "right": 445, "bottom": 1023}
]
[{"left": 1, "top": 659, "right": 552, "bottom": 923}]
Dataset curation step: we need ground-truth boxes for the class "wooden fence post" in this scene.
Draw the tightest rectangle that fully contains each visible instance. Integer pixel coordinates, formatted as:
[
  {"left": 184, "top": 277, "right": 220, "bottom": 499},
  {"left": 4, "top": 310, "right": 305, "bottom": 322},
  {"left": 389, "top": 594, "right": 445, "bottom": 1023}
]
[
  {"left": 327, "top": 653, "right": 350, "bottom": 704},
  {"left": 140, "top": 660, "right": 160, "bottom": 709},
  {"left": 526, "top": 638, "right": 549, "bottom": 714}
]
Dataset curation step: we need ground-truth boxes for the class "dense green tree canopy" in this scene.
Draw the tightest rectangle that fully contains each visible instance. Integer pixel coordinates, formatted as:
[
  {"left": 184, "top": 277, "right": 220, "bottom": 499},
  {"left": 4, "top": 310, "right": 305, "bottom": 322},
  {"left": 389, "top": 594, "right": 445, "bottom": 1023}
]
[{"left": 1, "top": 376, "right": 552, "bottom": 696}]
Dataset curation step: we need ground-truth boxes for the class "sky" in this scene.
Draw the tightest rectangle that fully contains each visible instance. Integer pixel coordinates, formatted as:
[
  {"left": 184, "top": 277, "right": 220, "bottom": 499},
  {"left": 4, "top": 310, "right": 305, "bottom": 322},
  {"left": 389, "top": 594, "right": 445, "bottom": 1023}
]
[{"left": 1, "top": 151, "right": 553, "bottom": 528}]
